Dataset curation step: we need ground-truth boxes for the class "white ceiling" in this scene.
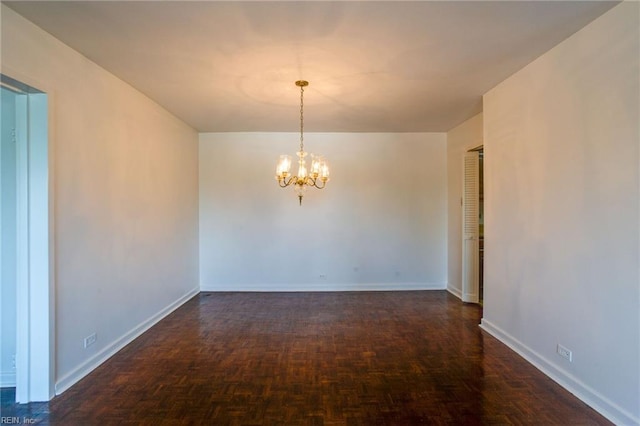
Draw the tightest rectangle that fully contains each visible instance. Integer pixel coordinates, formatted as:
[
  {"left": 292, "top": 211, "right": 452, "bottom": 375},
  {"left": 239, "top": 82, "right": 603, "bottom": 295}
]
[{"left": 5, "top": 1, "right": 618, "bottom": 132}]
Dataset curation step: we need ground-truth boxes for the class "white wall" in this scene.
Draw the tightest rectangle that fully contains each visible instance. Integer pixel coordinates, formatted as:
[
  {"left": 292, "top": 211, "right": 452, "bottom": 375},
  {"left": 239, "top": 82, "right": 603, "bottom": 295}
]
[
  {"left": 481, "top": 2, "right": 639, "bottom": 424},
  {"left": 200, "top": 132, "right": 447, "bottom": 291},
  {"left": 446, "top": 113, "right": 483, "bottom": 299},
  {"left": 1, "top": 5, "right": 200, "bottom": 394},
  {"left": 1, "top": 88, "right": 17, "bottom": 387}
]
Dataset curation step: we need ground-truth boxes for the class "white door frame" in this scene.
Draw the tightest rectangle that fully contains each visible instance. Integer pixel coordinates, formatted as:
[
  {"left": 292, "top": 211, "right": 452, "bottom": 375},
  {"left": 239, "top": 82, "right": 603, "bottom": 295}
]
[{"left": 3, "top": 73, "right": 54, "bottom": 402}]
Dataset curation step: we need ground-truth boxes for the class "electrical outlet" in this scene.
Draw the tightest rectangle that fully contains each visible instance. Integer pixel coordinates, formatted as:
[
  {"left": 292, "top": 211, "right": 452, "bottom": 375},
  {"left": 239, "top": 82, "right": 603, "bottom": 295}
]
[
  {"left": 84, "top": 333, "right": 97, "bottom": 349},
  {"left": 12, "top": 355, "right": 16, "bottom": 370},
  {"left": 557, "top": 344, "right": 572, "bottom": 362}
]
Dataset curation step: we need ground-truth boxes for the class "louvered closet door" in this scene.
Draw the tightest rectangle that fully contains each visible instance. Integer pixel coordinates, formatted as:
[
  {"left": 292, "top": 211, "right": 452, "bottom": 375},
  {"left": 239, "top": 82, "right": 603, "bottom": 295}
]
[{"left": 462, "top": 151, "right": 479, "bottom": 303}]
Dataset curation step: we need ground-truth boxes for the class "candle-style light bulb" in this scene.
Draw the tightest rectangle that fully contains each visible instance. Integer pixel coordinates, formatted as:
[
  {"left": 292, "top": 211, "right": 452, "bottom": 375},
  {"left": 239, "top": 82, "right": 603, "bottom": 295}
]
[
  {"left": 320, "top": 160, "right": 330, "bottom": 181},
  {"left": 311, "top": 154, "right": 321, "bottom": 178},
  {"left": 276, "top": 154, "right": 291, "bottom": 178}
]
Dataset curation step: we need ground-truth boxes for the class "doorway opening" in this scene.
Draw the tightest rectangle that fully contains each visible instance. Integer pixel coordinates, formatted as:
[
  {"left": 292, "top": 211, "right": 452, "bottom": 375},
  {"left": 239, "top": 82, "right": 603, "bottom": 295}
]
[{"left": 0, "top": 74, "right": 52, "bottom": 403}]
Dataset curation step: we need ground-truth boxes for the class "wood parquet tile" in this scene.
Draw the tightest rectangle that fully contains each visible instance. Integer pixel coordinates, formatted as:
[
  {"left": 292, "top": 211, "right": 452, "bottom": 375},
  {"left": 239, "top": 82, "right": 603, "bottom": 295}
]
[{"left": 2, "top": 291, "right": 611, "bottom": 425}]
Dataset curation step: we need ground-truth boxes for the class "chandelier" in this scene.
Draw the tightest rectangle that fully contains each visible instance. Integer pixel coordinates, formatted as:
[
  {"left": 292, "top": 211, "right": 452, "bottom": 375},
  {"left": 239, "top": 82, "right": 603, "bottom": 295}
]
[{"left": 275, "top": 80, "right": 329, "bottom": 205}]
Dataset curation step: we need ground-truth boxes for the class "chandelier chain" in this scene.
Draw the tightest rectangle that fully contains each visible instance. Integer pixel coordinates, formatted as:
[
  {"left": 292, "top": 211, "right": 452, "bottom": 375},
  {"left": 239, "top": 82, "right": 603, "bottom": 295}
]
[{"left": 299, "top": 84, "right": 304, "bottom": 152}]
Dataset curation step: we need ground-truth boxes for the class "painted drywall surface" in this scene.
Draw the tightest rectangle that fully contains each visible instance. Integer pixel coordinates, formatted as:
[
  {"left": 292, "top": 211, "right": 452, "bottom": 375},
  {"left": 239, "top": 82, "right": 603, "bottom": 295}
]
[
  {"left": 446, "top": 113, "right": 483, "bottom": 298},
  {"left": 200, "top": 132, "right": 447, "bottom": 291},
  {"left": 482, "top": 2, "right": 639, "bottom": 423},
  {"left": 1, "top": 5, "right": 199, "bottom": 389},
  {"left": 1, "top": 88, "right": 17, "bottom": 387}
]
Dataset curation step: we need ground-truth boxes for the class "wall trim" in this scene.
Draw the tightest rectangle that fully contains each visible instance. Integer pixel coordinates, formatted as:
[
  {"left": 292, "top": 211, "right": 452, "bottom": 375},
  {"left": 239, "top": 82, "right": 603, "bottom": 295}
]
[
  {"left": 0, "top": 371, "right": 16, "bottom": 387},
  {"left": 446, "top": 285, "right": 462, "bottom": 300},
  {"left": 200, "top": 282, "right": 447, "bottom": 292},
  {"left": 480, "top": 319, "right": 639, "bottom": 426},
  {"left": 54, "top": 287, "right": 199, "bottom": 395}
]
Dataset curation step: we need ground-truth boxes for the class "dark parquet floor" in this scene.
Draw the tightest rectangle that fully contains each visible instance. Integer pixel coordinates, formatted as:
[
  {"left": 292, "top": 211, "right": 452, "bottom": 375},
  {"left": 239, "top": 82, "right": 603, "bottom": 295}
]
[{"left": 1, "top": 291, "right": 611, "bottom": 425}]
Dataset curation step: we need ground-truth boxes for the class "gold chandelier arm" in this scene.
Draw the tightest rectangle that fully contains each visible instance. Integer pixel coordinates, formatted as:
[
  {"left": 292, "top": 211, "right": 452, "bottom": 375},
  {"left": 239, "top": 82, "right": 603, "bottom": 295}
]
[
  {"left": 310, "top": 178, "right": 327, "bottom": 189},
  {"left": 278, "top": 176, "right": 296, "bottom": 187}
]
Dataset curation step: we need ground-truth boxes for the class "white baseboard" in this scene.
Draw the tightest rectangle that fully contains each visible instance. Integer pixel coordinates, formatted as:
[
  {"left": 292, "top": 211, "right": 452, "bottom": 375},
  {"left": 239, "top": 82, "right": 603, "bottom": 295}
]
[
  {"left": 1, "top": 371, "right": 16, "bottom": 387},
  {"left": 480, "top": 318, "right": 639, "bottom": 426},
  {"left": 199, "top": 282, "right": 447, "bottom": 292},
  {"left": 55, "top": 287, "right": 200, "bottom": 395},
  {"left": 446, "top": 285, "right": 462, "bottom": 299}
]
